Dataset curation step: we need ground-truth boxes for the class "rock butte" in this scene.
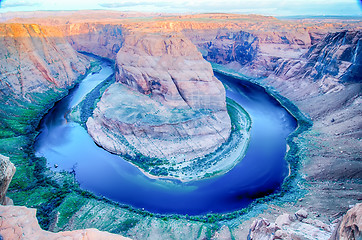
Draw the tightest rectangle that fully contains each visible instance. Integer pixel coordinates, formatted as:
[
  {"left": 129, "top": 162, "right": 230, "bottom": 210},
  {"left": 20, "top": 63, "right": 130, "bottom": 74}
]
[
  {"left": 0, "top": 11, "right": 361, "bottom": 239},
  {"left": 87, "top": 32, "right": 232, "bottom": 163}
]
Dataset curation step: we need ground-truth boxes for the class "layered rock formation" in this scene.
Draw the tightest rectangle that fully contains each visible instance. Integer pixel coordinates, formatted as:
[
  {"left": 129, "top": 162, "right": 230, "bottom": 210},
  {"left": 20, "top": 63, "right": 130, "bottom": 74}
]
[
  {"left": 0, "top": 23, "right": 90, "bottom": 138},
  {"left": 271, "top": 31, "right": 362, "bottom": 93},
  {"left": 0, "top": 23, "right": 89, "bottom": 97},
  {"left": 87, "top": 33, "right": 231, "bottom": 163}
]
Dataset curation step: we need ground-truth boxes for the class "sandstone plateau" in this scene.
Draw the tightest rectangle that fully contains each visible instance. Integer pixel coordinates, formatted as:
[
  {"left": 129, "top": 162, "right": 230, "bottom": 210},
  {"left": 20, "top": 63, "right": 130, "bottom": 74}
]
[
  {"left": 87, "top": 33, "right": 231, "bottom": 164},
  {"left": 0, "top": 11, "right": 361, "bottom": 240}
]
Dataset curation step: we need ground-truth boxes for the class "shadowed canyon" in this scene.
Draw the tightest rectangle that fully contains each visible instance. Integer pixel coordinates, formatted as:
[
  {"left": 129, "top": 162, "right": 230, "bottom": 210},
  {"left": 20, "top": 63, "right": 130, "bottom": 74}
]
[{"left": 0, "top": 11, "right": 361, "bottom": 239}]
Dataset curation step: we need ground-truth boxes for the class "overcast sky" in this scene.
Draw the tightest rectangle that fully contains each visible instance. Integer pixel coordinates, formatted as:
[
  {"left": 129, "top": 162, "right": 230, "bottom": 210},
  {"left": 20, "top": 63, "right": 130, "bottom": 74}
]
[{"left": 0, "top": 0, "right": 361, "bottom": 16}]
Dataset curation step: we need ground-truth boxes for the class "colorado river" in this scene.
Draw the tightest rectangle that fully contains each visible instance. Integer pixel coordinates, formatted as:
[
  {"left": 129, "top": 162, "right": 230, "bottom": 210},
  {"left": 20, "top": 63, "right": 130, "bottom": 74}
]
[{"left": 35, "top": 61, "right": 297, "bottom": 215}]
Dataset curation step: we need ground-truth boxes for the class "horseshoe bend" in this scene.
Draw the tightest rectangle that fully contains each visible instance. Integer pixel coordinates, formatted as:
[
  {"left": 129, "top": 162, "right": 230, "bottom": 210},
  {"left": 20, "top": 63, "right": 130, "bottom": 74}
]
[{"left": 0, "top": 10, "right": 361, "bottom": 240}]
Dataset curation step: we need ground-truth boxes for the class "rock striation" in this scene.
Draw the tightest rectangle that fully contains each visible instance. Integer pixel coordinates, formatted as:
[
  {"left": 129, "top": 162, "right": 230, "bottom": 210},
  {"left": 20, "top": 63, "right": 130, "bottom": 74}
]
[
  {"left": 87, "top": 33, "right": 231, "bottom": 163},
  {"left": 0, "top": 23, "right": 90, "bottom": 138},
  {"left": 0, "top": 23, "right": 89, "bottom": 98},
  {"left": 271, "top": 31, "right": 362, "bottom": 95}
]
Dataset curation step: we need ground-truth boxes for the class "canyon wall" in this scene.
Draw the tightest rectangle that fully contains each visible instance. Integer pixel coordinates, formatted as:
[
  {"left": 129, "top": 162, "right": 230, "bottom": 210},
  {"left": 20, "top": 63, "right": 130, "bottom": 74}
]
[
  {"left": 65, "top": 23, "right": 125, "bottom": 60},
  {"left": 87, "top": 33, "right": 231, "bottom": 163},
  {"left": 0, "top": 22, "right": 131, "bottom": 240},
  {"left": 265, "top": 30, "right": 362, "bottom": 217},
  {"left": 0, "top": 23, "right": 89, "bottom": 137},
  {"left": 271, "top": 31, "right": 361, "bottom": 92},
  {"left": 0, "top": 24, "right": 89, "bottom": 97}
]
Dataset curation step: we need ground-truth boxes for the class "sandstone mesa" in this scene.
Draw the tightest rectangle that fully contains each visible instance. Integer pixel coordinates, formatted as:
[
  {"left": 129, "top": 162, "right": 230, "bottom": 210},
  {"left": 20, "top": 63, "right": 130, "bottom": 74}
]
[{"left": 87, "top": 32, "right": 231, "bottom": 164}]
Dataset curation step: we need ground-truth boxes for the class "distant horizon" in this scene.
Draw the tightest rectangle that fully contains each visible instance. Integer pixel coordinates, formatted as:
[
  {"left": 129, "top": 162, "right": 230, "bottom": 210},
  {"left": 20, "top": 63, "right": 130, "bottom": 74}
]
[
  {"left": 0, "top": 0, "right": 361, "bottom": 16},
  {"left": 1, "top": 9, "right": 362, "bottom": 17}
]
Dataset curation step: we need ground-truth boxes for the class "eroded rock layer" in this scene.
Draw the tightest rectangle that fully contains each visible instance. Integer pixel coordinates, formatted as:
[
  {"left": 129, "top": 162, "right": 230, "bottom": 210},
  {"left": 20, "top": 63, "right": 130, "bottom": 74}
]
[{"left": 87, "top": 33, "right": 231, "bottom": 162}]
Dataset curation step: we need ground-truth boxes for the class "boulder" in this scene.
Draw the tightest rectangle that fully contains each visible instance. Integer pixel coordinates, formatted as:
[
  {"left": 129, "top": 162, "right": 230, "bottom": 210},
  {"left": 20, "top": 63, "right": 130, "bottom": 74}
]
[
  {"left": 0, "top": 154, "right": 15, "bottom": 205},
  {"left": 335, "top": 203, "right": 362, "bottom": 240}
]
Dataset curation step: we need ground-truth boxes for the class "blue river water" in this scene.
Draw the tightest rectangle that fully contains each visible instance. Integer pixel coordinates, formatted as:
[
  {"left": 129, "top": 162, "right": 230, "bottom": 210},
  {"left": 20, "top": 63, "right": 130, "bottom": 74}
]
[{"left": 35, "top": 62, "right": 297, "bottom": 215}]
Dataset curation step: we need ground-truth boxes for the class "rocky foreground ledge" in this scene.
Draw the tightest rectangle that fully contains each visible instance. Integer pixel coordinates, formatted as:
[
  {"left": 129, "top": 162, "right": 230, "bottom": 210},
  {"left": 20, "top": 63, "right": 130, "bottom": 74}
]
[
  {"left": 0, "top": 205, "right": 131, "bottom": 240},
  {"left": 0, "top": 202, "right": 360, "bottom": 239}
]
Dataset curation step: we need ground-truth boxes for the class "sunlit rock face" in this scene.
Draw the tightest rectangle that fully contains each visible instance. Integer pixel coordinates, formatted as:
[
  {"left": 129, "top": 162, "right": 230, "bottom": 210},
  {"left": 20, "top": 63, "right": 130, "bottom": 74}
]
[
  {"left": 87, "top": 33, "right": 231, "bottom": 162},
  {"left": 334, "top": 203, "right": 362, "bottom": 240},
  {"left": 0, "top": 23, "right": 89, "bottom": 98}
]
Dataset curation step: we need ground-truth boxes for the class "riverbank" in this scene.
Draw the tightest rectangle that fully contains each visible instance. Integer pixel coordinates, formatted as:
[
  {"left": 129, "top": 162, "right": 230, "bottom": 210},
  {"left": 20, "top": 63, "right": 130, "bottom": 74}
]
[{"left": 124, "top": 97, "right": 252, "bottom": 182}]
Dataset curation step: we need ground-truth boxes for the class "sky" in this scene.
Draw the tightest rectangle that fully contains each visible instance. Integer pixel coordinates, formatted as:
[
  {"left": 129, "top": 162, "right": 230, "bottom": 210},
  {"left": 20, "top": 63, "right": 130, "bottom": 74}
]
[{"left": 0, "top": 0, "right": 361, "bottom": 16}]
